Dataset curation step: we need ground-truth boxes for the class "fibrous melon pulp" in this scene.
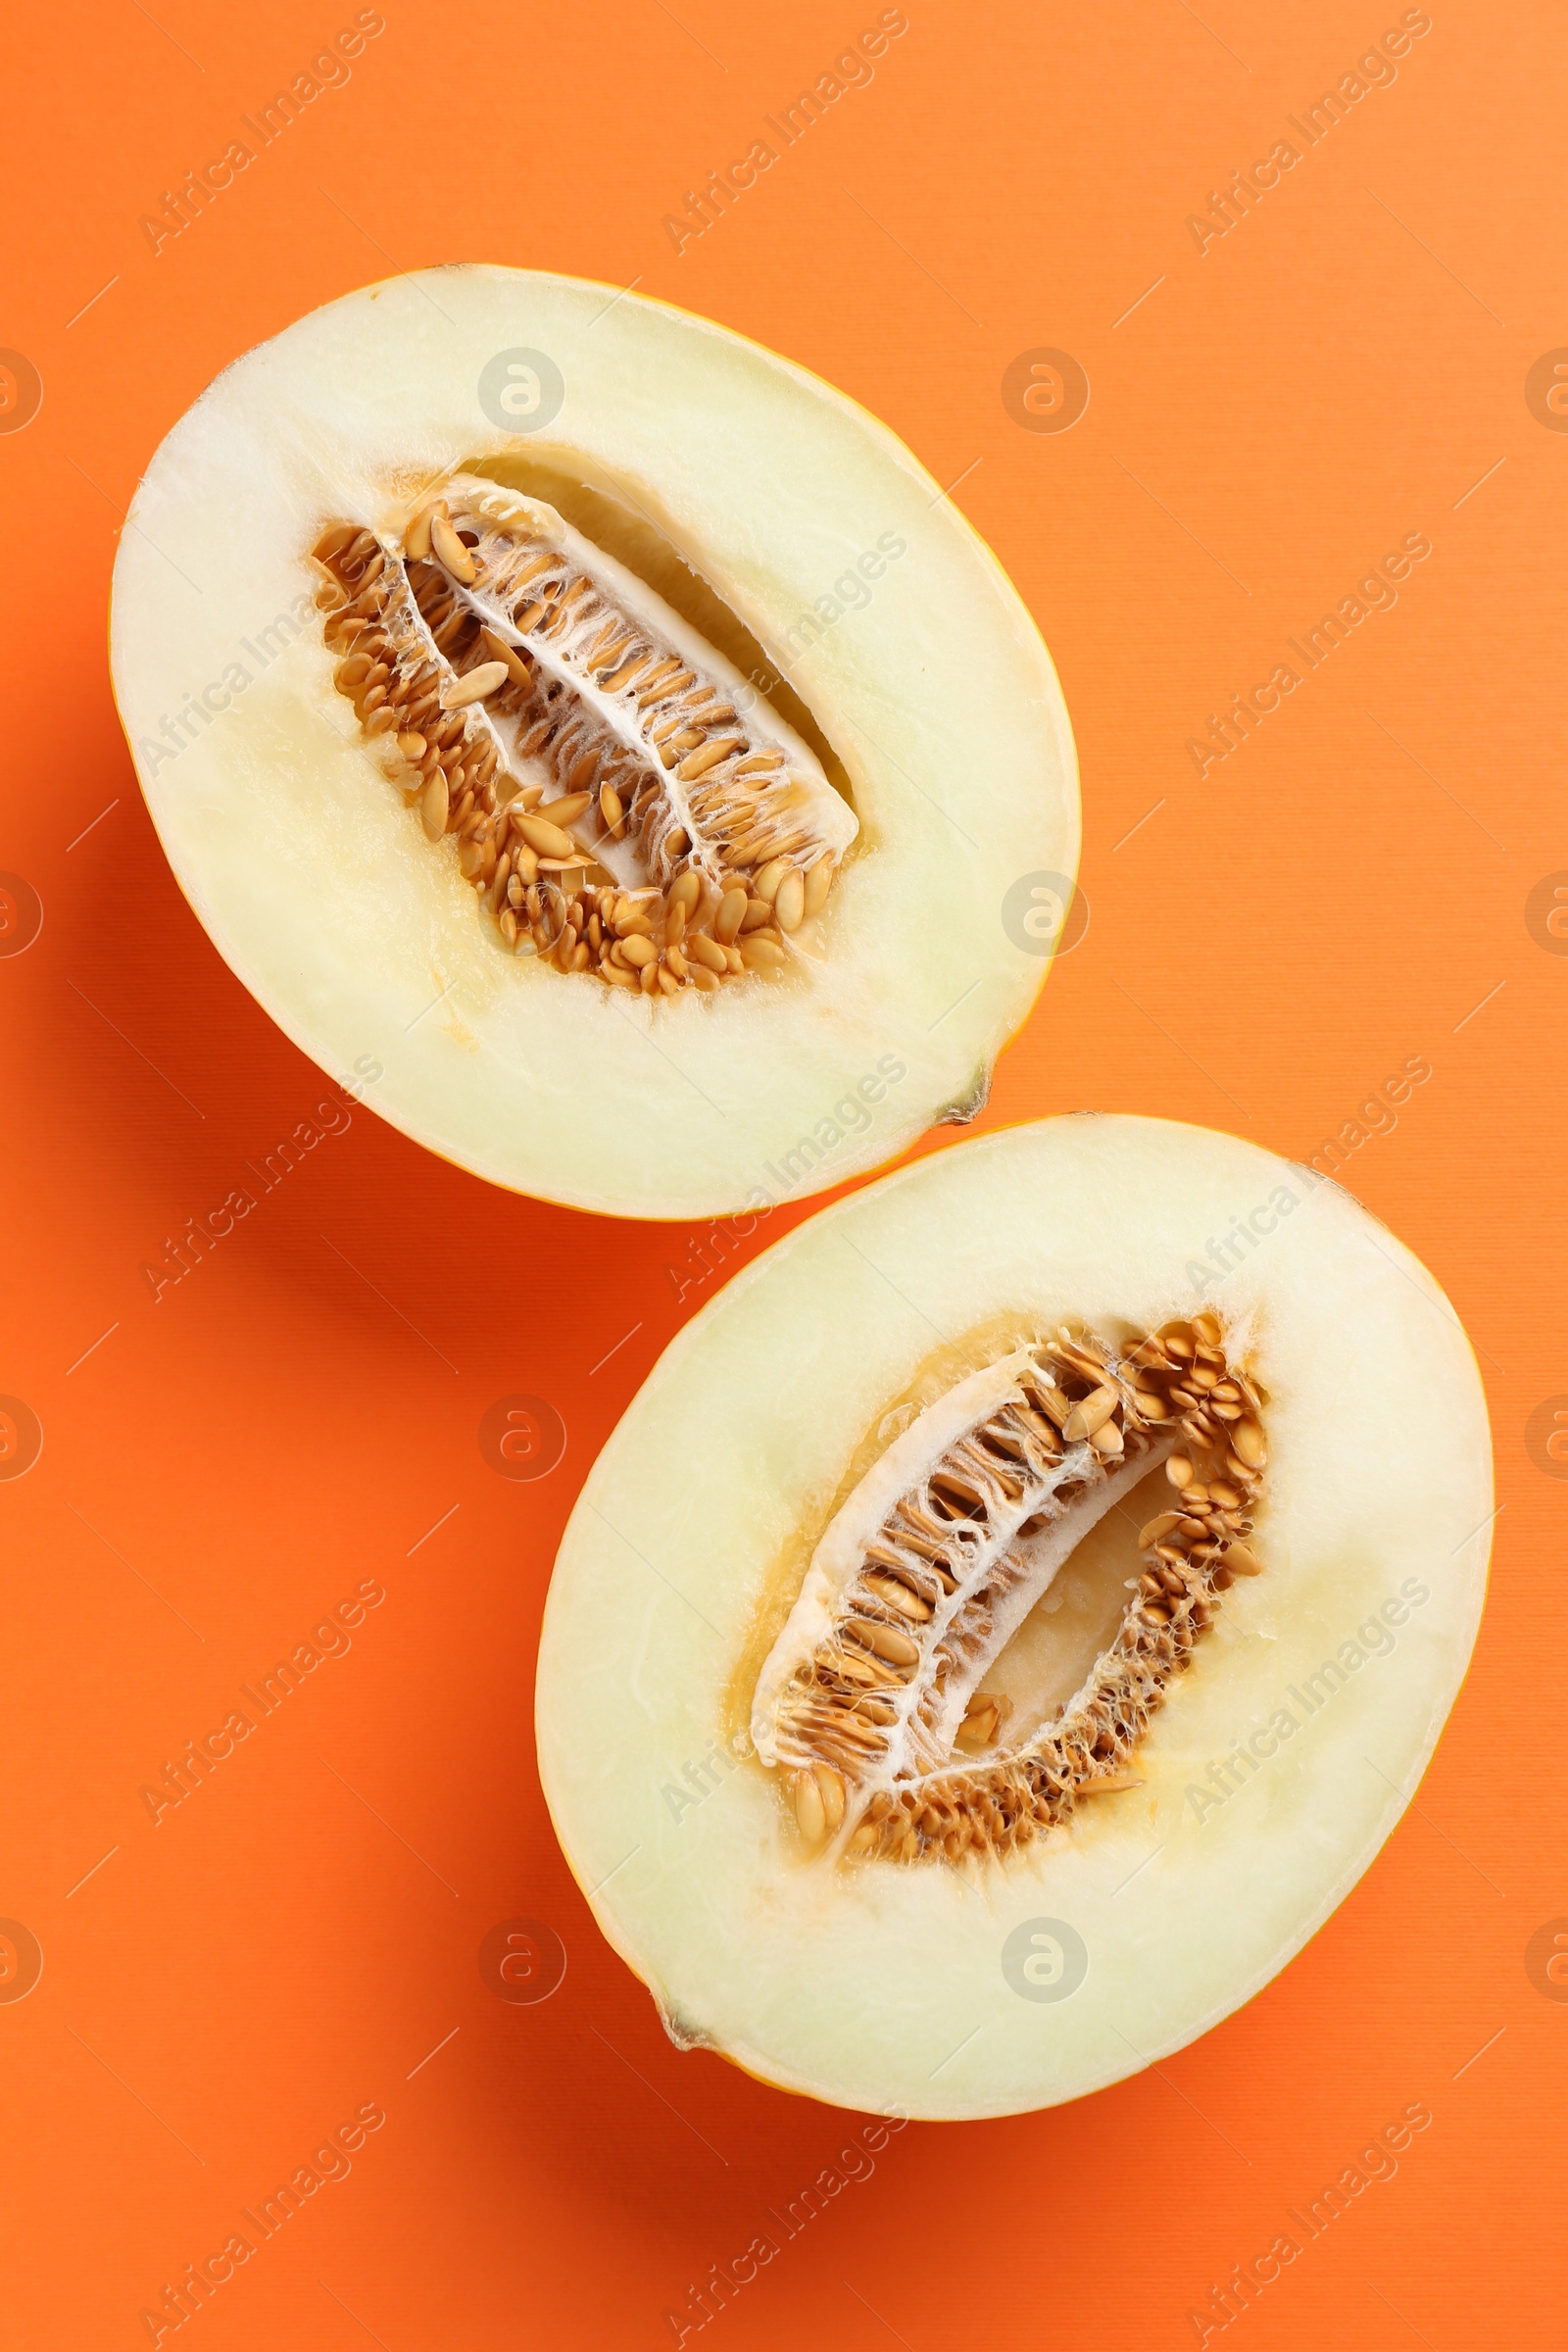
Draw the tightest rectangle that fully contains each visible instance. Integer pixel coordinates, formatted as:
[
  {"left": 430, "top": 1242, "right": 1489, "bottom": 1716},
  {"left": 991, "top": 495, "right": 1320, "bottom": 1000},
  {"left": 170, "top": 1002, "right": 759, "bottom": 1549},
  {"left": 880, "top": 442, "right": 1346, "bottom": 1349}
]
[
  {"left": 109, "top": 268, "right": 1077, "bottom": 1218},
  {"left": 536, "top": 1115, "right": 1491, "bottom": 2118}
]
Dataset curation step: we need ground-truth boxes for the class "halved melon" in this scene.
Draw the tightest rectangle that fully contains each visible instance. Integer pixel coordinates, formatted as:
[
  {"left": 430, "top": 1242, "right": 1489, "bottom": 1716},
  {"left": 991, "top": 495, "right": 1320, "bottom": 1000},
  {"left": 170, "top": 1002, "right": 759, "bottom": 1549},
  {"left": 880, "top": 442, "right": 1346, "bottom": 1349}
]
[
  {"left": 536, "top": 1115, "right": 1491, "bottom": 2118},
  {"left": 108, "top": 268, "right": 1076, "bottom": 1218}
]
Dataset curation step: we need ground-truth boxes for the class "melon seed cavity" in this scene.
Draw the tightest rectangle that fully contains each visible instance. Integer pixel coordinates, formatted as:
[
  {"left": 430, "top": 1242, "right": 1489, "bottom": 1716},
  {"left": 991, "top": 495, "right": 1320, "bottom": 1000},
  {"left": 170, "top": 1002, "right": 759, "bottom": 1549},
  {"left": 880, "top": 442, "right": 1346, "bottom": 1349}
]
[
  {"left": 311, "top": 478, "right": 858, "bottom": 998},
  {"left": 752, "top": 1314, "right": 1269, "bottom": 1864}
]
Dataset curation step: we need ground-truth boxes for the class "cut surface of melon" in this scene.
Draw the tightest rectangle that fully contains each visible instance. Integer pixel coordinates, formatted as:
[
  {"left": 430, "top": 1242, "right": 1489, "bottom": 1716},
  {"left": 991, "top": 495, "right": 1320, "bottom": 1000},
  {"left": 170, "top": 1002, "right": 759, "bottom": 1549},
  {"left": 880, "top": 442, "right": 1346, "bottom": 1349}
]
[
  {"left": 535, "top": 1116, "right": 1491, "bottom": 2119},
  {"left": 109, "top": 268, "right": 1077, "bottom": 1218}
]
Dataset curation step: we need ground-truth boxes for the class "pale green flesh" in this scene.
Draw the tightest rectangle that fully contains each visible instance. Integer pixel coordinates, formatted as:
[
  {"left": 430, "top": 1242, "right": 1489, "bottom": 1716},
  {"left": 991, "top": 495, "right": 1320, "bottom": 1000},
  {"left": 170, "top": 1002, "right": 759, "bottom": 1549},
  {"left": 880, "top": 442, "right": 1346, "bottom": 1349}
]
[
  {"left": 535, "top": 1117, "right": 1491, "bottom": 2118},
  {"left": 110, "top": 268, "right": 1077, "bottom": 1218}
]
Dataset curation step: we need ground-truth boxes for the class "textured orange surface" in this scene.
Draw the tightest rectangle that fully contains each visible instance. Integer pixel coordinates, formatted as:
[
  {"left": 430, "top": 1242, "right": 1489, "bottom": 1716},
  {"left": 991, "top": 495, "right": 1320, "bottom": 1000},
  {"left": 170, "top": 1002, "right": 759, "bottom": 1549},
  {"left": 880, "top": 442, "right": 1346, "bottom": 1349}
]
[{"left": 0, "top": 2, "right": 1561, "bottom": 2345}]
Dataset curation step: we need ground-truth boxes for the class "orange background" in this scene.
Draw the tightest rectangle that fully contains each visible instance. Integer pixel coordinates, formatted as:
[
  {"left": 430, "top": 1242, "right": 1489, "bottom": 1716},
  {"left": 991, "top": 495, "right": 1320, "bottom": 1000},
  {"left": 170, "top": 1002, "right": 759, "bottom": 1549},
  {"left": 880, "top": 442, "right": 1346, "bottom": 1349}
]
[{"left": 1, "top": 1, "right": 1562, "bottom": 2344}]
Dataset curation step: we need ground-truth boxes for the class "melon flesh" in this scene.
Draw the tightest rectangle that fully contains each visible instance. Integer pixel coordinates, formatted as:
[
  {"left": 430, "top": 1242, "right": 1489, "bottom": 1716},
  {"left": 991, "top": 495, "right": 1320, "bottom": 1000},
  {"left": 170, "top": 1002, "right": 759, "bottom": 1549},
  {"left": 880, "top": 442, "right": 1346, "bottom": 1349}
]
[
  {"left": 108, "top": 268, "right": 1077, "bottom": 1219},
  {"left": 535, "top": 1116, "right": 1491, "bottom": 2119}
]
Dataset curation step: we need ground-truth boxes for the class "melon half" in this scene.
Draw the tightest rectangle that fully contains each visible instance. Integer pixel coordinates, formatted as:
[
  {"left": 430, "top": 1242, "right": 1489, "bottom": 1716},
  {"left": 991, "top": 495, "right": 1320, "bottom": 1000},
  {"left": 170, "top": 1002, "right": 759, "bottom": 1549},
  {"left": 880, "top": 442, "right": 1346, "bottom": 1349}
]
[
  {"left": 536, "top": 1116, "right": 1491, "bottom": 2119},
  {"left": 108, "top": 268, "right": 1077, "bottom": 1218}
]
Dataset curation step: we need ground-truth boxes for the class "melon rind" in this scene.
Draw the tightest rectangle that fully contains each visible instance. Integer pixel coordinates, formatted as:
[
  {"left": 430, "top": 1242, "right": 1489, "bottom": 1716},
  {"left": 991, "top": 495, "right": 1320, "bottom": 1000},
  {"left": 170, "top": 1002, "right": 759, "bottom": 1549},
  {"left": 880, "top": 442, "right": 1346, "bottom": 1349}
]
[
  {"left": 535, "top": 1116, "right": 1492, "bottom": 2119},
  {"left": 109, "top": 268, "right": 1077, "bottom": 1218}
]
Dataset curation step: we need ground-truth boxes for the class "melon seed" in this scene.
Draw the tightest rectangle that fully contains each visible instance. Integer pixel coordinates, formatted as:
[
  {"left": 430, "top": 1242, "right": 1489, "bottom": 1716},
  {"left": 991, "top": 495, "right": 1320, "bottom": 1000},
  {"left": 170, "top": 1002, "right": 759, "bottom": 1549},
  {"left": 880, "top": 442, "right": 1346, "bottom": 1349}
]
[
  {"left": 442, "top": 661, "right": 508, "bottom": 708},
  {"left": 713, "top": 888, "right": 748, "bottom": 945},
  {"left": 420, "top": 774, "right": 449, "bottom": 840},
  {"left": 515, "top": 814, "right": 578, "bottom": 860},
  {"left": 794, "top": 1771, "right": 826, "bottom": 1842},
  {"left": 848, "top": 1618, "right": 920, "bottom": 1667},
  {"left": 1233, "top": 1420, "right": 1267, "bottom": 1468},
  {"left": 430, "top": 511, "right": 476, "bottom": 582},
  {"left": 774, "top": 869, "right": 806, "bottom": 933},
  {"left": 1062, "top": 1385, "right": 1117, "bottom": 1442},
  {"left": 863, "top": 1571, "right": 933, "bottom": 1623}
]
